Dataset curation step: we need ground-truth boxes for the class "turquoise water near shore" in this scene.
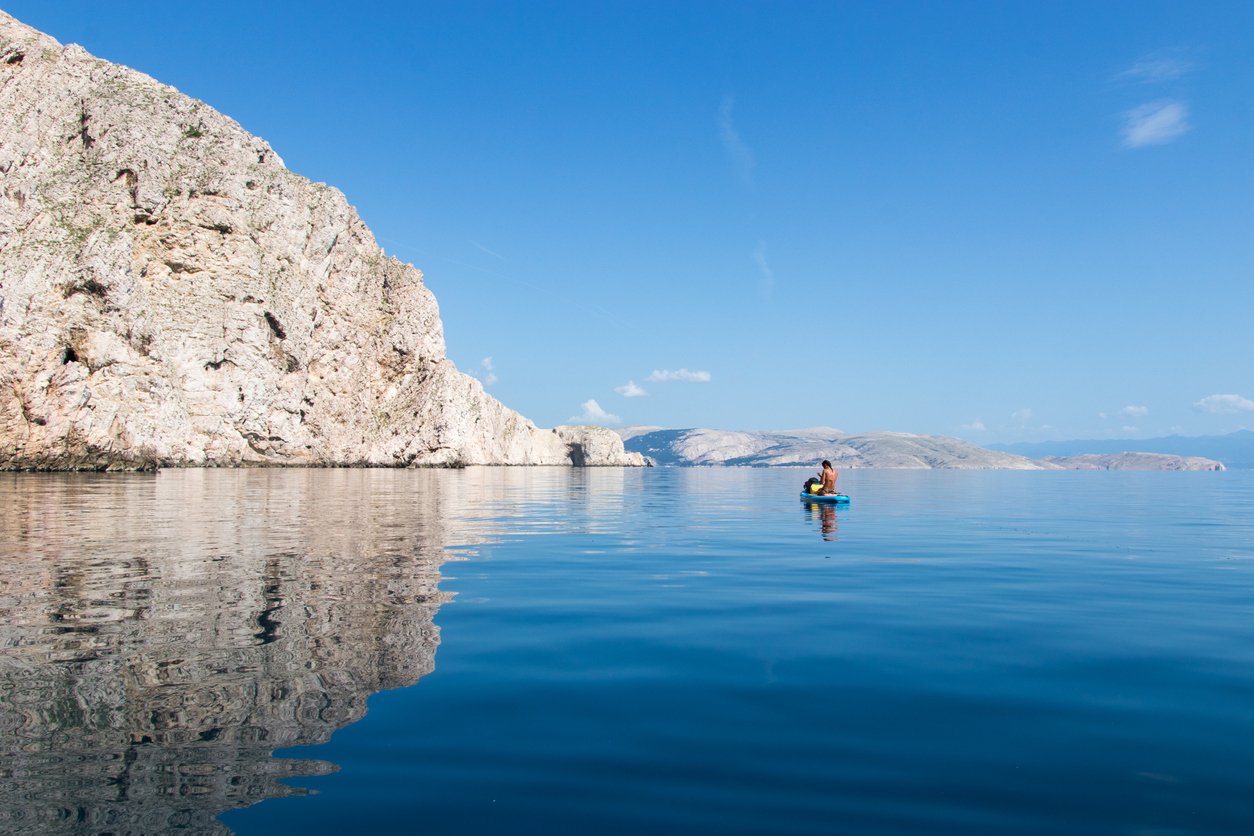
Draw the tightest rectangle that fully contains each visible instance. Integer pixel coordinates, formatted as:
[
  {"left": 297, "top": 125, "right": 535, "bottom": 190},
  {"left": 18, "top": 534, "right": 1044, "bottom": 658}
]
[{"left": 3, "top": 468, "right": 1254, "bottom": 834}]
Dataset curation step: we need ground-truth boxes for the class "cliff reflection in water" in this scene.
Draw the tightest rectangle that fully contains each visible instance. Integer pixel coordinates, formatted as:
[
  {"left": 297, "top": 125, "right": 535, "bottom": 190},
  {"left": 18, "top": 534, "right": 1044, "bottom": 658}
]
[{"left": 0, "top": 468, "right": 505, "bottom": 834}]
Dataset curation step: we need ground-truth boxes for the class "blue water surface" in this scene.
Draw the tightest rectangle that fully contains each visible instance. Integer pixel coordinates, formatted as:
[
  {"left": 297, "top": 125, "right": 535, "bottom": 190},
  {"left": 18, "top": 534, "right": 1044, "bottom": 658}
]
[
  {"left": 219, "top": 467, "right": 1254, "bottom": 835},
  {"left": 3, "top": 467, "right": 1254, "bottom": 834}
]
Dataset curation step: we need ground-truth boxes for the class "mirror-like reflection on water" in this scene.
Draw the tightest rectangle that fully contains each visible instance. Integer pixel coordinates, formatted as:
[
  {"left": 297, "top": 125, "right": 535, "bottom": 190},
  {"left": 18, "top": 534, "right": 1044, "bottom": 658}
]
[
  {"left": 5, "top": 468, "right": 1254, "bottom": 834},
  {"left": 801, "top": 500, "right": 840, "bottom": 541},
  {"left": 0, "top": 468, "right": 591, "bottom": 833}
]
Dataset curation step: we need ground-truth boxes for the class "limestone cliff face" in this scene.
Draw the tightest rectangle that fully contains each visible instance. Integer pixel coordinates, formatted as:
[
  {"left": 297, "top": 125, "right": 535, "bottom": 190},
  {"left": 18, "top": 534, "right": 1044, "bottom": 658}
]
[{"left": 0, "top": 13, "right": 642, "bottom": 469}]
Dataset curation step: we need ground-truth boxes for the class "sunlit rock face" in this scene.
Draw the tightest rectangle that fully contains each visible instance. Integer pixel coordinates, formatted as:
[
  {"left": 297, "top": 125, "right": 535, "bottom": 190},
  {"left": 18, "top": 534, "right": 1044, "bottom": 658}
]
[
  {"left": 0, "top": 469, "right": 470, "bottom": 833},
  {"left": 0, "top": 12, "right": 642, "bottom": 469}
]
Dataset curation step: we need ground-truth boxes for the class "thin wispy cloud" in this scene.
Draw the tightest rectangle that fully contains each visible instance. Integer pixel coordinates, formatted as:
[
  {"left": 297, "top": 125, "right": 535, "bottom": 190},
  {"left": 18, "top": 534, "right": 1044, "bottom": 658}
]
[
  {"left": 1011, "top": 408, "right": 1033, "bottom": 427},
  {"left": 753, "top": 242, "right": 775, "bottom": 295},
  {"left": 1121, "top": 404, "right": 1149, "bottom": 418},
  {"left": 468, "top": 239, "right": 506, "bottom": 260},
  {"left": 1114, "top": 53, "right": 1194, "bottom": 84},
  {"left": 1194, "top": 393, "right": 1254, "bottom": 414},
  {"left": 719, "top": 95, "right": 755, "bottom": 184},
  {"left": 615, "top": 381, "right": 647, "bottom": 398},
  {"left": 646, "top": 368, "right": 712, "bottom": 383},
  {"left": 570, "top": 399, "right": 621, "bottom": 425},
  {"left": 1110, "top": 50, "right": 1195, "bottom": 150},
  {"left": 478, "top": 356, "right": 498, "bottom": 386},
  {"left": 1121, "top": 99, "right": 1190, "bottom": 148},
  {"left": 1121, "top": 425, "right": 1139, "bottom": 434},
  {"left": 961, "top": 419, "right": 986, "bottom": 432}
]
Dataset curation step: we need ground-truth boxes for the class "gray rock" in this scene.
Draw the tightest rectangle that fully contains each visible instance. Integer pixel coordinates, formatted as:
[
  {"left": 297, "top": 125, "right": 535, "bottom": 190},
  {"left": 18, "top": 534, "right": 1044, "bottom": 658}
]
[{"left": 0, "top": 12, "right": 642, "bottom": 469}]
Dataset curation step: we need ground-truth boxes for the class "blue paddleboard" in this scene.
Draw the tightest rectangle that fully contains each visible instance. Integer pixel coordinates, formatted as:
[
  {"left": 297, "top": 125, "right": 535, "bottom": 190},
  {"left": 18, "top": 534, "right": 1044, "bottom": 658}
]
[{"left": 800, "top": 492, "right": 850, "bottom": 504}]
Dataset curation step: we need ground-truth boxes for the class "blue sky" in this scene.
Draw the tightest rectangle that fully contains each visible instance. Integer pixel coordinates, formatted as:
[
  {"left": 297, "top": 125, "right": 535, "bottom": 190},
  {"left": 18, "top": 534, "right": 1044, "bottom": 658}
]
[{"left": 9, "top": 1, "right": 1253, "bottom": 442}]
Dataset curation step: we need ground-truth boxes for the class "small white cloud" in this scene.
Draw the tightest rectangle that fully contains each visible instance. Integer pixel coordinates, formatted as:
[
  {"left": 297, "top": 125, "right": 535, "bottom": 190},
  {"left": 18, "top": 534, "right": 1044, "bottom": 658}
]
[
  {"left": 1098, "top": 411, "right": 1109, "bottom": 420},
  {"left": 1115, "top": 54, "right": 1194, "bottom": 84},
  {"left": 753, "top": 242, "right": 775, "bottom": 295},
  {"left": 1121, "top": 425, "right": 1139, "bottom": 434},
  {"left": 615, "top": 381, "right": 646, "bottom": 398},
  {"left": 1194, "top": 393, "right": 1254, "bottom": 414},
  {"left": 1121, "top": 100, "right": 1190, "bottom": 148},
  {"left": 570, "top": 399, "right": 620, "bottom": 425},
  {"left": 646, "top": 368, "right": 712, "bottom": 383},
  {"left": 1121, "top": 404, "right": 1149, "bottom": 418},
  {"left": 718, "top": 95, "right": 755, "bottom": 184},
  {"left": 479, "top": 356, "right": 498, "bottom": 386},
  {"left": 1011, "top": 408, "right": 1033, "bottom": 427},
  {"left": 960, "top": 419, "right": 986, "bottom": 432}
]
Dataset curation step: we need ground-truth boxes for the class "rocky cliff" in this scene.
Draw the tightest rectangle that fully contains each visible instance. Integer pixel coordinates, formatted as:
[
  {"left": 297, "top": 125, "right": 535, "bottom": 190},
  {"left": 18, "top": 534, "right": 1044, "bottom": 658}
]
[
  {"left": 0, "top": 12, "right": 642, "bottom": 469},
  {"left": 618, "top": 426, "right": 1049, "bottom": 469}
]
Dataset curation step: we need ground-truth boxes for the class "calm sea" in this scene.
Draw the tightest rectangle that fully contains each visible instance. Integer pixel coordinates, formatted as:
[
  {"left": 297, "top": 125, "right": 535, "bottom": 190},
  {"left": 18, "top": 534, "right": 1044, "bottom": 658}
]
[{"left": 2, "top": 467, "right": 1253, "bottom": 834}]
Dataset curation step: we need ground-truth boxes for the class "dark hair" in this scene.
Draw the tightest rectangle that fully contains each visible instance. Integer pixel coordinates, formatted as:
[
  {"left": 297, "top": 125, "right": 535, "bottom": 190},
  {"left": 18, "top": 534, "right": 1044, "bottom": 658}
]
[{"left": 821, "top": 460, "right": 832, "bottom": 469}]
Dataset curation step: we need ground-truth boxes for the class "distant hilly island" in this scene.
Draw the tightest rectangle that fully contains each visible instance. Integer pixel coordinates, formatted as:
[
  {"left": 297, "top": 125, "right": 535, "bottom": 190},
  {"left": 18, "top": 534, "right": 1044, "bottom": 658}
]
[
  {"left": 992, "top": 430, "right": 1254, "bottom": 470},
  {"left": 618, "top": 427, "right": 1044, "bottom": 468},
  {"left": 616, "top": 427, "right": 1231, "bottom": 470}
]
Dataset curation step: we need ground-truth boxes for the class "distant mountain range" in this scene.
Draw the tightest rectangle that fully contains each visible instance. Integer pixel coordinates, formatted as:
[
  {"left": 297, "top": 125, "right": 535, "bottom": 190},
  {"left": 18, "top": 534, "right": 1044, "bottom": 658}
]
[
  {"left": 991, "top": 430, "right": 1254, "bottom": 469},
  {"left": 617, "top": 427, "right": 1046, "bottom": 469}
]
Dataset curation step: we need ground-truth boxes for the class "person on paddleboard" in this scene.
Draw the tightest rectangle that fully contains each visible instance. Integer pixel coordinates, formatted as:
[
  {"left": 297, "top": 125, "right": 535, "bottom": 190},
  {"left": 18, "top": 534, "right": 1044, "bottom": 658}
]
[{"left": 816, "top": 460, "right": 838, "bottom": 495}]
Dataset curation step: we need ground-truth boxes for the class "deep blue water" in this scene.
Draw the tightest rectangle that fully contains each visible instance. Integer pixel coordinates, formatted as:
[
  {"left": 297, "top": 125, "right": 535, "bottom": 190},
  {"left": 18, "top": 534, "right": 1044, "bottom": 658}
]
[{"left": 3, "top": 468, "right": 1254, "bottom": 834}]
